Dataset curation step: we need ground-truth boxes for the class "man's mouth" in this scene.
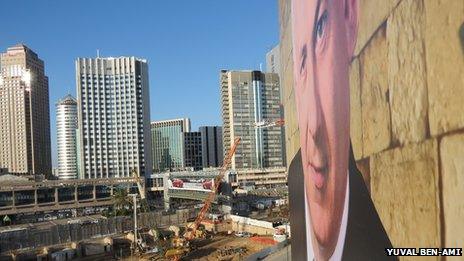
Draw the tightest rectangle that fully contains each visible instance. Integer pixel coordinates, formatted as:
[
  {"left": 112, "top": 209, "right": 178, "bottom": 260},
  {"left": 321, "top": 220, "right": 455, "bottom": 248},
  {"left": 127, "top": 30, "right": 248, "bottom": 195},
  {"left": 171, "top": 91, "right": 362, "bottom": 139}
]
[
  {"left": 309, "top": 162, "right": 328, "bottom": 189},
  {"left": 304, "top": 122, "right": 329, "bottom": 190}
]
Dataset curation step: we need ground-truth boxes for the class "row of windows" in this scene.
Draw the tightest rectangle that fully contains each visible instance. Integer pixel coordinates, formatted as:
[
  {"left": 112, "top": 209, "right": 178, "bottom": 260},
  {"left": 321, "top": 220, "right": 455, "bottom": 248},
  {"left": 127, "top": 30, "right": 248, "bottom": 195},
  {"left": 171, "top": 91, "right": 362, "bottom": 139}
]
[{"left": 80, "top": 74, "right": 141, "bottom": 79}]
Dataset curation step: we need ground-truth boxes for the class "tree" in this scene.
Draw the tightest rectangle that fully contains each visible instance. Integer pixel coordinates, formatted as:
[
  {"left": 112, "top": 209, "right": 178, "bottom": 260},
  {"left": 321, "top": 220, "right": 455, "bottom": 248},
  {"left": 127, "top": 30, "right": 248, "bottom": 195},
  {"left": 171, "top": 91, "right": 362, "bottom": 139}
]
[{"left": 113, "top": 188, "right": 131, "bottom": 216}]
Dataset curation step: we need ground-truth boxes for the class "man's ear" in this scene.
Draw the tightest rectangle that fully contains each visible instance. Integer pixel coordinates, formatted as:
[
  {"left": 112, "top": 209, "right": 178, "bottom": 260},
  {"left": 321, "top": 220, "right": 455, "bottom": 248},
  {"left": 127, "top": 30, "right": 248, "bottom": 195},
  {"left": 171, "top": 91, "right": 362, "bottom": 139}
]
[{"left": 345, "top": 0, "right": 358, "bottom": 58}]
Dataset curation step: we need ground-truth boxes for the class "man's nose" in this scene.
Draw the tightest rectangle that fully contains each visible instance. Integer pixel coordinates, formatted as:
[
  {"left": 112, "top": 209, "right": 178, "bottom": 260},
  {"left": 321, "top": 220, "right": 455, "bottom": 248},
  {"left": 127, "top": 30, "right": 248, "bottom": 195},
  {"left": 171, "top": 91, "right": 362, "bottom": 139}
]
[{"left": 307, "top": 80, "right": 322, "bottom": 139}]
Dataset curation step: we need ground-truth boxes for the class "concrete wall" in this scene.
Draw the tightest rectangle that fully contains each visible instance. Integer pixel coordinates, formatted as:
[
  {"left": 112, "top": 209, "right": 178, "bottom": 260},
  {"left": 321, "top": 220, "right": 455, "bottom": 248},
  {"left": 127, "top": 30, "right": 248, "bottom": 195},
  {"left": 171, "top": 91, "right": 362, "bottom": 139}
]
[
  {"left": 228, "top": 215, "right": 275, "bottom": 236},
  {"left": 279, "top": 0, "right": 464, "bottom": 257}
]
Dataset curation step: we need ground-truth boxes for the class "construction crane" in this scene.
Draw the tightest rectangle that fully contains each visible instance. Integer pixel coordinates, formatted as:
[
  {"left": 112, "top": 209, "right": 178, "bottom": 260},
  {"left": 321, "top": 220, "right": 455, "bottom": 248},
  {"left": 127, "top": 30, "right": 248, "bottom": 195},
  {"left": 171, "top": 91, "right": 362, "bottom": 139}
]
[
  {"left": 165, "top": 137, "right": 241, "bottom": 260},
  {"left": 130, "top": 168, "right": 150, "bottom": 213},
  {"left": 254, "top": 119, "right": 285, "bottom": 129},
  {"left": 129, "top": 169, "right": 150, "bottom": 254},
  {"left": 184, "top": 136, "right": 241, "bottom": 239},
  {"left": 131, "top": 168, "right": 146, "bottom": 200}
]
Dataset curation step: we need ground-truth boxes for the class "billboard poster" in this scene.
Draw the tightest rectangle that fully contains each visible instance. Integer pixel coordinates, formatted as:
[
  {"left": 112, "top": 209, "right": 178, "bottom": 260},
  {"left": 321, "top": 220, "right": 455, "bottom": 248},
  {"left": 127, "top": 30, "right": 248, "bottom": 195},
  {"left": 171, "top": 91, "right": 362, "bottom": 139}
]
[
  {"left": 288, "top": 0, "right": 395, "bottom": 260},
  {"left": 167, "top": 177, "right": 214, "bottom": 191}
]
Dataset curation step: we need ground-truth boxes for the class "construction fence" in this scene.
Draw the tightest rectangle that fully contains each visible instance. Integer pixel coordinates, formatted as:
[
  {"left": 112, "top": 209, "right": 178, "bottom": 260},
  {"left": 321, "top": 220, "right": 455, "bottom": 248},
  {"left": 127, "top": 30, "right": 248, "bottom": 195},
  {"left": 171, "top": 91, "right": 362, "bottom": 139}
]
[{"left": 0, "top": 209, "right": 198, "bottom": 254}]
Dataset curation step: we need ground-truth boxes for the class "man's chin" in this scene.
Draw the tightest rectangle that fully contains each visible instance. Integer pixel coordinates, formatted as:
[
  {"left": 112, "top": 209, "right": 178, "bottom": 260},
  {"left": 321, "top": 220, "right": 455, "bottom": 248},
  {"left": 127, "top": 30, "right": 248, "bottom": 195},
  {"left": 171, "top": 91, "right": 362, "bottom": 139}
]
[
  {"left": 313, "top": 228, "right": 335, "bottom": 248},
  {"left": 312, "top": 224, "right": 339, "bottom": 260},
  {"left": 309, "top": 208, "right": 338, "bottom": 251}
]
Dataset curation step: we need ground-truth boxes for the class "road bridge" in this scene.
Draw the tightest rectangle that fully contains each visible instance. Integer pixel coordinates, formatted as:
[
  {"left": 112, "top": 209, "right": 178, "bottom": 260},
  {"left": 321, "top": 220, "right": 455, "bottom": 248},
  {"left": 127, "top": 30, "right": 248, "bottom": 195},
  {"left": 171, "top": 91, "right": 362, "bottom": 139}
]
[{"left": 0, "top": 178, "right": 138, "bottom": 216}]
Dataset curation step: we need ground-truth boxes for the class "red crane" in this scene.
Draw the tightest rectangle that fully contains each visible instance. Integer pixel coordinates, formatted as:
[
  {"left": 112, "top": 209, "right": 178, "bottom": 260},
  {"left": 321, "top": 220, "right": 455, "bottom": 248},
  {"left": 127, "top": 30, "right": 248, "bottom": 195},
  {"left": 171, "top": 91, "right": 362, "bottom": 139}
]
[{"left": 183, "top": 137, "right": 241, "bottom": 240}]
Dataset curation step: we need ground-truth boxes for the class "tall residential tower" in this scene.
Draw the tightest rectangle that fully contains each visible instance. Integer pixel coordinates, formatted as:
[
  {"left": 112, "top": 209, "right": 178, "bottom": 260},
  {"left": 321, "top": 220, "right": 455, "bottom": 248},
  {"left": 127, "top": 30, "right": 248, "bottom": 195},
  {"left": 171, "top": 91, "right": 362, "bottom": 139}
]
[
  {"left": 76, "top": 57, "right": 152, "bottom": 179},
  {"left": 56, "top": 94, "right": 78, "bottom": 179},
  {"left": 0, "top": 44, "right": 51, "bottom": 176},
  {"left": 221, "top": 70, "right": 284, "bottom": 170}
]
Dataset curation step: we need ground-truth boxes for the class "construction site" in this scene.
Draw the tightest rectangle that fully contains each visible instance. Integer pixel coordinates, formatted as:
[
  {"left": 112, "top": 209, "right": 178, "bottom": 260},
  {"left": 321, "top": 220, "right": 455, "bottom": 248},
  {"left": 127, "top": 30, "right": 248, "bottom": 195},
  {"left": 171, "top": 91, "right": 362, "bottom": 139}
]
[{"left": 0, "top": 137, "right": 290, "bottom": 261}]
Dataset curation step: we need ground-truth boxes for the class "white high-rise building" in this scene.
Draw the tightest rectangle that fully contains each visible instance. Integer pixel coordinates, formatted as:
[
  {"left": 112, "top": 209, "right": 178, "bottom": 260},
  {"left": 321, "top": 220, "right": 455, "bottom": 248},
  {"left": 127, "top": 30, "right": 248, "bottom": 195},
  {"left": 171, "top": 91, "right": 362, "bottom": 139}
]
[
  {"left": 56, "top": 94, "right": 78, "bottom": 179},
  {"left": 76, "top": 57, "right": 152, "bottom": 179}
]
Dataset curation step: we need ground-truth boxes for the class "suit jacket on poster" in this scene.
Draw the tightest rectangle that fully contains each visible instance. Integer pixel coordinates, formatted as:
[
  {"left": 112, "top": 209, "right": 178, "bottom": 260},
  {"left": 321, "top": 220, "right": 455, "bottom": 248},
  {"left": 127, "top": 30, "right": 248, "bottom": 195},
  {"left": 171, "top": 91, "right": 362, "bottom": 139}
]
[{"left": 288, "top": 145, "right": 397, "bottom": 261}]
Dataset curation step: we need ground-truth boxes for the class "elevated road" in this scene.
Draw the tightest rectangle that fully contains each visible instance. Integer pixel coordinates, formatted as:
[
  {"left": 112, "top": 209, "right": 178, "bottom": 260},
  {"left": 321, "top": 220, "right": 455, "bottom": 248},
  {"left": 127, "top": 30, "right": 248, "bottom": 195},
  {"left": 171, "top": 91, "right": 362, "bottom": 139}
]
[{"left": 0, "top": 178, "right": 138, "bottom": 216}]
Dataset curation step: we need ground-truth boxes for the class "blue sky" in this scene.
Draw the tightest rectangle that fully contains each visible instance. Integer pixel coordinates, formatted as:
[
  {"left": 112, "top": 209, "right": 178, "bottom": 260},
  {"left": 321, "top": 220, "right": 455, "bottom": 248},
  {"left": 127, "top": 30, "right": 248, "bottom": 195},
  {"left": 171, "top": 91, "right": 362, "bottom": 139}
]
[{"left": 0, "top": 0, "right": 279, "bottom": 167}]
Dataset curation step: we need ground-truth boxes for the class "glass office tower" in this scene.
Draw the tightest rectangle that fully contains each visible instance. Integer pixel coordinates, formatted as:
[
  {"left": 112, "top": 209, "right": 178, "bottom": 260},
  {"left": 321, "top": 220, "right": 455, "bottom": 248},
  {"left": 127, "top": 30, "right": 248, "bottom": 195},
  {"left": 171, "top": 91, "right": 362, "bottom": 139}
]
[{"left": 151, "top": 118, "right": 190, "bottom": 172}]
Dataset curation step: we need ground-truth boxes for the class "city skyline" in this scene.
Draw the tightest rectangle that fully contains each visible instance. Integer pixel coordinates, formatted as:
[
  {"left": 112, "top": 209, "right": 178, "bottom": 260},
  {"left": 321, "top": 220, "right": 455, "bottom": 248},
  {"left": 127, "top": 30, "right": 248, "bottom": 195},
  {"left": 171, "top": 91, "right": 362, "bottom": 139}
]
[{"left": 0, "top": 1, "right": 279, "bottom": 167}]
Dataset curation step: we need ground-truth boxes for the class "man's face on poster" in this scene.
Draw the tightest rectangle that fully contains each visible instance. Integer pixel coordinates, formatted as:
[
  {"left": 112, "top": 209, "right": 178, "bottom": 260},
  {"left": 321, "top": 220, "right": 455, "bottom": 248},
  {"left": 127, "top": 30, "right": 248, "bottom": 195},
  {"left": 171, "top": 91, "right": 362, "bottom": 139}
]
[{"left": 292, "top": 0, "right": 357, "bottom": 257}]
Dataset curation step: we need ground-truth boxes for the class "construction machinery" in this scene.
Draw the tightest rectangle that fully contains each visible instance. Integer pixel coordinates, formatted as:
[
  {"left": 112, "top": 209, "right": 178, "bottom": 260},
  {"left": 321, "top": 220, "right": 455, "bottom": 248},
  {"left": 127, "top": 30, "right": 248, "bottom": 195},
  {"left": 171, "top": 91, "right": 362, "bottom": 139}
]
[{"left": 165, "top": 137, "right": 241, "bottom": 260}]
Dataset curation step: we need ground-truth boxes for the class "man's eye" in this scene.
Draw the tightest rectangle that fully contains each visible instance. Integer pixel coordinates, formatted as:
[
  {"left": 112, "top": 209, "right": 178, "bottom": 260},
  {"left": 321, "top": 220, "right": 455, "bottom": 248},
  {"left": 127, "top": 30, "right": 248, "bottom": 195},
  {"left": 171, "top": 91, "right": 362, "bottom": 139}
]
[{"left": 315, "top": 10, "right": 328, "bottom": 40}]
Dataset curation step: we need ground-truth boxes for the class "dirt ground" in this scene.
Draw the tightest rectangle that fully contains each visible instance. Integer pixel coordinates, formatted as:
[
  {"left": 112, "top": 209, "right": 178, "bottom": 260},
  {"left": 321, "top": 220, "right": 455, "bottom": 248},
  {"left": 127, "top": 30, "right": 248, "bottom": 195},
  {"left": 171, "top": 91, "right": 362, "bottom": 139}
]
[{"left": 183, "top": 235, "right": 274, "bottom": 261}]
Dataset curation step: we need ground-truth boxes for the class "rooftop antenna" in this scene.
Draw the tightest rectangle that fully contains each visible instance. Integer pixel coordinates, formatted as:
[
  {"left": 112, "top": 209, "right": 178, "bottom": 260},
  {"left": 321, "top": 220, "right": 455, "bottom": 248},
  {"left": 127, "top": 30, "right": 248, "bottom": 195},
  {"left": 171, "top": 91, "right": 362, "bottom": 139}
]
[
  {"left": 259, "top": 63, "right": 263, "bottom": 72},
  {"left": 97, "top": 49, "right": 100, "bottom": 58}
]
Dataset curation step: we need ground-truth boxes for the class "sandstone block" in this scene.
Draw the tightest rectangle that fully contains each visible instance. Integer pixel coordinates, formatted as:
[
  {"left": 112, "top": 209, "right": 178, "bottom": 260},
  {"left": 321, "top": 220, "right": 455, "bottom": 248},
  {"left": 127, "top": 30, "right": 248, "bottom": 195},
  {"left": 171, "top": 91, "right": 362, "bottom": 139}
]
[
  {"left": 371, "top": 139, "right": 440, "bottom": 255},
  {"left": 278, "top": 0, "right": 291, "bottom": 34},
  {"left": 286, "top": 127, "right": 300, "bottom": 166},
  {"left": 355, "top": 158, "right": 370, "bottom": 192},
  {"left": 355, "top": 0, "right": 401, "bottom": 56},
  {"left": 280, "top": 47, "right": 294, "bottom": 103},
  {"left": 350, "top": 58, "right": 363, "bottom": 160},
  {"left": 424, "top": 0, "right": 464, "bottom": 136},
  {"left": 284, "top": 86, "right": 300, "bottom": 163},
  {"left": 440, "top": 133, "right": 464, "bottom": 251},
  {"left": 387, "top": 0, "right": 428, "bottom": 145},
  {"left": 279, "top": 9, "right": 300, "bottom": 164},
  {"left": 360, "top": 26, "right": 391, "bottom": 156}
]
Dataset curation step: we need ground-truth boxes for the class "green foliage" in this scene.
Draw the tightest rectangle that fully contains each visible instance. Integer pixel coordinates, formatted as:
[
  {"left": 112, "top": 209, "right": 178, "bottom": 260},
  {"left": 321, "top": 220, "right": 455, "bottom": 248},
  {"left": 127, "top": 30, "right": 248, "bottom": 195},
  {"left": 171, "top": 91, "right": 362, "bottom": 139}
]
[{"left": 113, "top": 188, "right": 132, "bottom": 213}]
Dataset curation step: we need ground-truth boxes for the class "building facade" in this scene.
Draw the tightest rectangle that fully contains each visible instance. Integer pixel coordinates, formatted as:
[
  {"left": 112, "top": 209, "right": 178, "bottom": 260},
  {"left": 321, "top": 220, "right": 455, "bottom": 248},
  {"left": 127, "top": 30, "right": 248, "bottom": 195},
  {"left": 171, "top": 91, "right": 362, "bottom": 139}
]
[
  {"left": 266, "top": 45, "right": 281, "bottom": 75},
  {"left": 199, "top": 126, "right": 223, "bottom": 168},
  {"left": 151, "top": 118, "right": 190, "bottom": 173},
  {"left": 220, "top": 70, "right": 284, "bottom": 170},
  {"left": 0, "top": 44, "right": 52, "bottom": 177},
  {"left": 183, "top": 131, "right": 202, "bottom": 170},
  {"left": 56, "top": 94, "right": 78, "bottom": 180},
  {"left": 76, "top": 57, "right": 152, "bottom": 179}
]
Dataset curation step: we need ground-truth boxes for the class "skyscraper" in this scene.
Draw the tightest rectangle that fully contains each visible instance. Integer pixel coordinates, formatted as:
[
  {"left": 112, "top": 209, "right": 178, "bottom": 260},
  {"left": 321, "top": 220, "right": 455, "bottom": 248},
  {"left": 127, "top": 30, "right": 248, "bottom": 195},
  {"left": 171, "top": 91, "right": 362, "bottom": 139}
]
[
  {"left": 199, "top": 126, "right": 223, "bottom": 168},
  {"left": 183, "top": 131, "right": 202, "bottom": 170},
  {"left": 221, "top": 70, "right": 284, "bottom": 170},
  {"left": 56, "top": 94, "right": 78, "bottom": 180},
  {"left": 76, "top": 57, "right": 152, "bottom": 179},
  {"left": 151, "top": 118, "right": 190, "bottom": 173},
  {"left": 0, "top": 44, "right": 52, "bottom": 177}
]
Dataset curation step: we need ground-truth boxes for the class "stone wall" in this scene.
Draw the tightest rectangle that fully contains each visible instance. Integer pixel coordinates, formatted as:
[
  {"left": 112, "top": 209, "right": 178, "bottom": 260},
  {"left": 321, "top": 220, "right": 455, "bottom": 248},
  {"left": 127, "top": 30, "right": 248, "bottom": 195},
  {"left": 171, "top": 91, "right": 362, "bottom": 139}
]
[
  {"left": 278, "top": 0, "right": 299, "bottom": 165},
  {"left": 279, "top": 0, "right": 464, "bottom": 258}
]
